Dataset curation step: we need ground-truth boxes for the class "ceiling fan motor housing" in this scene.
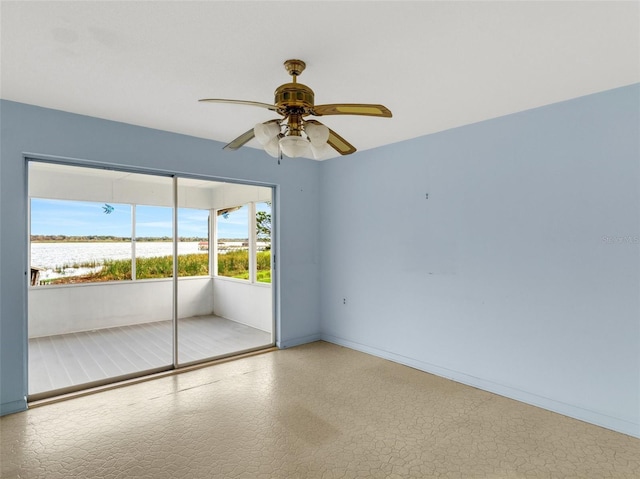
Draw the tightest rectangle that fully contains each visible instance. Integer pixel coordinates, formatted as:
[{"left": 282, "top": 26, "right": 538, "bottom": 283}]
[{"left": 274, "top": 83, "right": 315, "bottom": 112}]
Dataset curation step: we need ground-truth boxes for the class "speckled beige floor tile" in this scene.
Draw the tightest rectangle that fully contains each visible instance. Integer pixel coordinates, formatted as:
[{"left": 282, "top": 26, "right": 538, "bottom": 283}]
[{"left": 1, "top": 341, "right": 638, "bottom": 478}]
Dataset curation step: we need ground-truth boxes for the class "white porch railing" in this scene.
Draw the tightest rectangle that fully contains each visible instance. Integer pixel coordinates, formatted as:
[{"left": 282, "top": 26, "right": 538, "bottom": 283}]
[{"left": 29, "top": 277, "right": 272, "bottom": 338}]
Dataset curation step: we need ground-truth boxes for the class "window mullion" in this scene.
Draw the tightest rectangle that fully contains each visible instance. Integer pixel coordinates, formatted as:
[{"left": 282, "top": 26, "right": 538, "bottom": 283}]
[
  {"left": 131, "top": 204, "right": 136, "bottom": 281},
  {"left": 212, "top": 209, "right": 218, "bottom": 276},
  {"left": 248, "top": 202, "right": 257, "bottom": 283}
]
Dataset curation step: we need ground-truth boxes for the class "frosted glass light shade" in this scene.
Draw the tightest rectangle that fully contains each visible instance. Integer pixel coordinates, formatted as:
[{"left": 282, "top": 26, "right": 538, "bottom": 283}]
[
  {"left": 279, "top": 136, "right": 310, "bottom": 158},
  {"left": 254, "top": 122, "right": 280, "bottom": 145},
  {"left": 264, "top": 137, "right": 280, "bottom": 158},
  {"left": 304, "top": 122, "right": 330, "bottom": 147},
  {"left": 311, "top": 143, "right": 334, "bottom": 160}
]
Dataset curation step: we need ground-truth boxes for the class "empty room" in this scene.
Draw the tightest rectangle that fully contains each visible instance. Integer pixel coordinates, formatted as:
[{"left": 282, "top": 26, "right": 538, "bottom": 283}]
[{"left": 1, "top": 1, "right": 638, "bottom": 477}]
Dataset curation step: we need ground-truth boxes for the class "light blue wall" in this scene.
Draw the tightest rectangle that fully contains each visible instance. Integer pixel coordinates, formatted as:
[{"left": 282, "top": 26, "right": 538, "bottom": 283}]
[
  {"left": 0, "top": 100, "right": 322, "bottom": 415},
  {"left": 320, "top": 84, "right": 640, "bottom": 438},
  {"left": 3, "top": 85, "right": 639, "bottom": 438}
]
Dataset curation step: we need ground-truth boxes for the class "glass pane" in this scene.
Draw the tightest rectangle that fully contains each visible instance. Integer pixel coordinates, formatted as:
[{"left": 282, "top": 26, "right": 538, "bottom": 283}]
[
  {"left": 177, "top": 208, "right": 209, "bottom": 277},
  {"left": 177, "top": 181, "right": 273, "bottom": 365},
  {"left": 255, "top": 202, "right": 272, "bottom": 283},
  {"left": 216, "top": 205, "right": 249, "bottom": 280},
  {"left": 135, "top": 205, "right": 174, "bottom": 279},
  {"left": 28, "top": 162, "right": 173, "bottom": 397},
  {"left": 30, "top": 198, "right": 132, "bottom": 284}
]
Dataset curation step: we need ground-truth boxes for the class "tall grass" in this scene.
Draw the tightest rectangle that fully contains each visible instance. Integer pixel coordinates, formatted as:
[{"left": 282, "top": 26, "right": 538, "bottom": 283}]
[
  {"left": 49, "top": 251, "right": 271, "bottom": 284},
  {"left": 256, "top": 251, "right": 271, "bottom": 283},
  {"left": 53, "top": 260, "right": 100, "bottom": 273},
  {"left": 217, "top": 250, "right": 248, "bottom": 278},
  {"left": 177, "top": 254, "right": 209, "bottom": 277},
  {"left": 101, "top": 258, "right": 133, "bottom": 280},
  {"left": 135, "top": 254, "right": 173, "bottom": 279},
  {"left": 217, "top": 250, "right": 271, "bottom": 283}
]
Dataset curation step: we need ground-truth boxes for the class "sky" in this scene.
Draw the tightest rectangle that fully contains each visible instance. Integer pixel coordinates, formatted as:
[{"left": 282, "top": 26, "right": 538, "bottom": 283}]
[{"left": 31, "top": 199, "right": 271, "bottom": 239}]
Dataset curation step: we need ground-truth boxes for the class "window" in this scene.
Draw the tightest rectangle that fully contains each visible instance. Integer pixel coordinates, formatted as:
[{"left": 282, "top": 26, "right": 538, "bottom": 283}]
[
  {"left": 30, "top": 198, "right": 133, "bottom": 284},
  {"left": 215, "top": 202, "right": 272, "bottom": 284},
  {"left": 255, "top": 202, "right": 272, "bottom": 283},
  {"left": 134, "top": 205, "right": 174, "bottom": 279},
  {"left": 30, "top": 189, "right": 214, "bottom": 283},
  {"left": 177, "top": 207, "right": 209, "bottom": 277},
  {"left": 216, "top": 205, "right": 249, "bottom": 279}
]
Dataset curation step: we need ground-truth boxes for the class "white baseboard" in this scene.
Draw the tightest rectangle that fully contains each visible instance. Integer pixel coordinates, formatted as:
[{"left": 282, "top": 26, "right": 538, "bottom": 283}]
[{"left": 277, "top": 332, "right": 322, "bottom": 349}]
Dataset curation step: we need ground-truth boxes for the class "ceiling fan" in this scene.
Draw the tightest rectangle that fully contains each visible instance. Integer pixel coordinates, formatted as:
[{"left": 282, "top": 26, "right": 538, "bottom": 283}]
[{"left": 199, "top": 59, "right": 392, "bottom": 160}]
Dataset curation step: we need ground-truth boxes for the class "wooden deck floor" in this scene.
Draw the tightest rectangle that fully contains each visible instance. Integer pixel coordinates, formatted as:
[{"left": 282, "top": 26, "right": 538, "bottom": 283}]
[{"left": 29, "top": 315, "right": 272, "bottom": 396}]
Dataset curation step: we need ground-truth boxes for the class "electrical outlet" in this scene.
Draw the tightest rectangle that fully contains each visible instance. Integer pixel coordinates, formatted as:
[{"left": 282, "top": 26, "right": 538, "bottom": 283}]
[{"left": 343, "top": 298, "right": 346, "bottom": 305}]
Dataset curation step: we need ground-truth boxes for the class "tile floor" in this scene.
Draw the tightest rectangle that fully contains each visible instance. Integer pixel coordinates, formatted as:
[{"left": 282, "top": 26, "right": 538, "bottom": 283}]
[
  {"left": 2, "top": 341, "right": 639, "bottom": 478},
  {"left": 29, "top": 315, "right": 272, "bottom": 395}
]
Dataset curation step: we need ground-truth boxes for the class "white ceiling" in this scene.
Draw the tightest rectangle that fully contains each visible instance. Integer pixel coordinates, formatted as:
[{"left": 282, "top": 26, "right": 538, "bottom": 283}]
[{"left": 2, "top": 1, "right": 638, "bottom": 160}]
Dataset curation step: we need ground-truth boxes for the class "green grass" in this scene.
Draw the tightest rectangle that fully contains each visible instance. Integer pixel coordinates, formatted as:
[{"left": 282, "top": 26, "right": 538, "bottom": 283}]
[
  {"left": 217, "top": 250, "right": 248, "bottom": 278},
  {"left": 256, "top": 269, "right": 271, "bottom": 283},
  {"left": 231, "top": 269, "right": 272, "bottom": 283},
  {"left": 217, "top": 250, "right": 271, "bottom": 283},
  {"left": 49, "top": 251, "right": 271, "bottom": 284}
]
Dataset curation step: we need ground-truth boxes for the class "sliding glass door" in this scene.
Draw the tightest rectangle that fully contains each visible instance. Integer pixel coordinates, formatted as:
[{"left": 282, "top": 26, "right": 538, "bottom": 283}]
[
  {"left": 28, "top": 163, "right": 176, "bottom": 396},
  {"left": 28, "top": 161, "right": 274, "bottom": 399},
  {"left": 176, "top": 179, "right": 273, "bottom": 365}
]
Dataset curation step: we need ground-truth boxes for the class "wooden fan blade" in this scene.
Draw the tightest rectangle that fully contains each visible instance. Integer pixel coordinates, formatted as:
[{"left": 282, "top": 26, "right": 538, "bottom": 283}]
[
  {"left": 307, "top": 120, "right": 357, "bottom": 155},
  {"left": 223, "top": 128, "right": 255, "bottom": 150},
  {"left": 199, "top": 98, "right": 279, "bottom": 111},
  {"left": 311, "top": 104, "right": 392, "bottom": 118}
]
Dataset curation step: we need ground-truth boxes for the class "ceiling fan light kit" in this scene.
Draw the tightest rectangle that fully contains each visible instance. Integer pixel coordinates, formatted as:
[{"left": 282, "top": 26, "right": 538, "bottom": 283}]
[
  {"left": 279, "top": 135, "right": 310, "bottom": 158},
  {"left": 199, "top": 59, "right": 392, "bottom": 160},
  {"left": 254, "top": 122, "right": 280, "bottom": 145},
  {"left": 305, "top": 122, "right": 330, "bottom": 147},
  {"left": 310, "top": 143, "right": 334, "bottom": 161},
  {"left": 263, "top": 138, "right": 281, "bottom": 158}
]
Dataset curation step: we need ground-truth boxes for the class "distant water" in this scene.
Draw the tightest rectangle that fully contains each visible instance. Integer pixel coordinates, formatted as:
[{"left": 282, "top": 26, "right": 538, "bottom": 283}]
[{"left": 31, "top": 242, "right": 206, "bottom": 279}]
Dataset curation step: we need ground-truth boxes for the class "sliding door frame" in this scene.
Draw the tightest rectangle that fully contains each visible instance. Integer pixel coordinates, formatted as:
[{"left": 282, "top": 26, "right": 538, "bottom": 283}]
[{"left": 25, "top": 155, "right": 278, "bottom": 401}]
